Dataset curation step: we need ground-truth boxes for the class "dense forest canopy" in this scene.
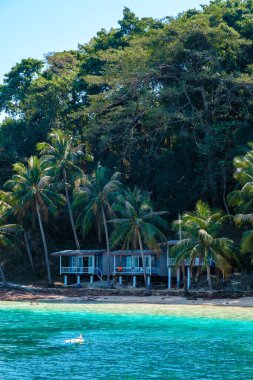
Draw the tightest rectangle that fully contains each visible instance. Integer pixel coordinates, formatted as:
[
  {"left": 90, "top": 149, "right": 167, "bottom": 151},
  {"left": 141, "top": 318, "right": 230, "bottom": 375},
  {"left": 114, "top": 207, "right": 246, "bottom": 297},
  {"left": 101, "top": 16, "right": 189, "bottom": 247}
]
[{"left": 1, "top": 1, "right": 253, "bottom": 276}]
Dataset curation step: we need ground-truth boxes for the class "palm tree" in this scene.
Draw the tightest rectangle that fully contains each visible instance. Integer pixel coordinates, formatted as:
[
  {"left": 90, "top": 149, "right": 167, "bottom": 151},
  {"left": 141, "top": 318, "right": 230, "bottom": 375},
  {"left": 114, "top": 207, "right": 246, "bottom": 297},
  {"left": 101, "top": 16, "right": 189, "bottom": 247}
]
[
  {"left": 73, "top": 163, "right": 121, "bottom": 285},
  {"left": 0, "top": 195, "right": 21, "bottom": 284},
  {"left": 0, "top": 222, "right": 21, "bottom": 285},
  {"left": 109, "top": 187, "right": 167, "bottom": 289},
  {"left": 0, "top": 191, "right": 34, "bottom": 270},
  {"left": 6, "top": 156, "right": 65, "bottom": 284},
  {"left": 172, "top": 201, "right": 235, "bottom": 290},
  {"left": 228, "top": 143, "right": 253, "bottom": 256},
  {"left": 37, "top": 129, "right": 84, "bottom": 250}
]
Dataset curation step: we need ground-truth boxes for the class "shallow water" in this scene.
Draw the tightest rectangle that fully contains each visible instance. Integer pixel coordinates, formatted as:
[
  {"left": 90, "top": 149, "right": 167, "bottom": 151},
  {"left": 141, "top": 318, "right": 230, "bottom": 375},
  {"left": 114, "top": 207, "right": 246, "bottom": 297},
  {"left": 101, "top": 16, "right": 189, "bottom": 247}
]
[{"left": 0, "top": 302, "right": 253, "bottom": 380}]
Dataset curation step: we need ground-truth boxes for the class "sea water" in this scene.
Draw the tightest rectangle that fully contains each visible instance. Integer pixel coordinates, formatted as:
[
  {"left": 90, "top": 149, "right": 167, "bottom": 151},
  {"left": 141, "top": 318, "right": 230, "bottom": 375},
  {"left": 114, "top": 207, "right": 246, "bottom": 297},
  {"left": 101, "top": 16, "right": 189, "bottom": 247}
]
[{"left": 0, "top": 302, "right": 253, "bottom": 380}]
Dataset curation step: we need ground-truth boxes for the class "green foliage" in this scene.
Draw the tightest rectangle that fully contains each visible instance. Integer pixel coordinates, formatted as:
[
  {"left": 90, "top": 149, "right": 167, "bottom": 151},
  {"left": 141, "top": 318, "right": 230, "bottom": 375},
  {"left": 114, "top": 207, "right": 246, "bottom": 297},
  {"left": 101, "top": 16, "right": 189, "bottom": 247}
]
[
  {"left": 172, "top": 201, "right": 236, "bottom": 289},
  {"left": 110, "top": 186, "right": 167, "bottom": 287},
  {"left": 6, "top": 156, "right": 65, "bottom": 221},
  {"left": 0, "top": 58, "right": 43, "bottom": 115},
  {"left": 0, "top": 194, "right": 21, "bottom": 253},
  {"left": 37, "top": 129, "right": 84, "bottom": 184},
  {"left": 5, "top": 156, "right": 66, "bottom": 283},
  {"left": 228, "top": 142, "right": 253, "bottom": 259},
  {"left": 2, "top": 3, "right": 253, "bottom": 215},
  {"left": 1, "top": 2, "right": 253, "bottom": 280},
  {"left": 110, "top": 187, "right": 167, "bottom": 250},
  {"left": 73, "top": 163, "right": 121, "bottom": 240}
]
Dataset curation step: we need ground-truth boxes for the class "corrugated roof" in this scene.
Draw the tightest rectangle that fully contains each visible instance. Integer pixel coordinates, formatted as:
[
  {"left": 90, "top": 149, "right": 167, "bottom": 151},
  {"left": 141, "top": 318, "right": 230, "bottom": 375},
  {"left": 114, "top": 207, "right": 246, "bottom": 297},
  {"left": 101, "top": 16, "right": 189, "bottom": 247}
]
[
  {"left": 111, "top": 250, "right": 160, "bottom": 256},
  {"left": 50, "top": 250, "right": 105, "bottom": 257},
  {"left": 50, "top": 248, "right": 168, "bottom": 257}
]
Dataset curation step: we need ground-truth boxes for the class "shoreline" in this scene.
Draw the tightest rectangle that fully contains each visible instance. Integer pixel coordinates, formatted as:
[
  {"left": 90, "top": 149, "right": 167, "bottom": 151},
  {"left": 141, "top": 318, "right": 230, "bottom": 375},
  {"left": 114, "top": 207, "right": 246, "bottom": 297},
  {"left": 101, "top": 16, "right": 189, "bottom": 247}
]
[{"left": 1, "top": 286, "right": 253, "bottom": 307}]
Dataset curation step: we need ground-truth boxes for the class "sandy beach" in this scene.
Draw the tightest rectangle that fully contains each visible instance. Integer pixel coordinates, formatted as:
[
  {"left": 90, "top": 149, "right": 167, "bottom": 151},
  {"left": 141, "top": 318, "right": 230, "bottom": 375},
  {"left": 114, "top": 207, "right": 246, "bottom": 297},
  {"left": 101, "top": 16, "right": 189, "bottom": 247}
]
[{"left": 1, "top": 286, "right": 253, "bottom": 307}]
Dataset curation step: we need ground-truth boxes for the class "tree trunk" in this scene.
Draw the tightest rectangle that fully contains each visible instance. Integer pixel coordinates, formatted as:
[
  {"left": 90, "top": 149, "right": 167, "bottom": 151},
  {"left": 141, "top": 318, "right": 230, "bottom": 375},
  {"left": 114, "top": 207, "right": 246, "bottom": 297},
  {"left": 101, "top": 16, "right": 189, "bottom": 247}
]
[
  {"left": 195, "top": 264, "right": 201, "bottom": 283},
  {"left": 63, "top": 168, "right": 80, "bottom": 250},
  {"left": 35, "top": 201, "right": 52, "bottom": 285},
  {"left": 24, "top": 229, "right": 34, "bottom": 270},
  {"left": 102, "top": 206, "right": 110, "bottom": 286},
  {"left": 216, "top": 268, "right": 221, "bottom": 288},
  {"left": 222, "top": 168, "right": 232, "bottom": 223},
  {"left": 182, "top": 263, "right": 188, "bottom": 296},
  {"left": 137, "top": 230, "right": 148, "bottom": 289},
  {"left": 201, "top": 84, "right": 218, "bottom": 207},
  {"left": 0, "top": 264, "right": 7, "bottom": 285},
  {"left": 206, "top": 264, "right": 213, "bottom": 291}
]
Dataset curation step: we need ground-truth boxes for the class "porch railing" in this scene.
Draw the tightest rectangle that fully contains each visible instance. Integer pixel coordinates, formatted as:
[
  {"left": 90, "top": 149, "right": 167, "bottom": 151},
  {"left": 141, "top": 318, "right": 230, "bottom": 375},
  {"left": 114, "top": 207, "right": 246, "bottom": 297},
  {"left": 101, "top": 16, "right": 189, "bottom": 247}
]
[
  {"left": 61, "top": 266, "right": 100, "bottom": 275},
  {"left": 113, "top": 267, "right": 160, "bottom": 275},
  {"left": 167, "top": 258, "right": 204, "bottom": 266}
]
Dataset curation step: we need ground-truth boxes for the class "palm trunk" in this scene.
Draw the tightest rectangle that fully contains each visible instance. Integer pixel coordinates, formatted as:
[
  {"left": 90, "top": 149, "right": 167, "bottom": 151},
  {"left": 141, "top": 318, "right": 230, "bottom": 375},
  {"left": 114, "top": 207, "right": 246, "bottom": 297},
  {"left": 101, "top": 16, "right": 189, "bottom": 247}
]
[
  {"left": 216, "top": 268, "right": 221, "bottom": 288},
  {"left": 35, "top": 201, "right": 52, "bottom": 285},
  {"left": 182, "top": 263, "right": 188, "bottom": 296},
  {"left": 24, "top": 229, "right": 34, "bottom": 270},
  {"left": 0, "top": 264, "right": 7, "bottom": 285},
  {"left": 206, "top": 264, "right": 213, "bottom": 291},
  {"left": 137, "top": 230, "right": 148, "bottom": 289},
  {"left": 222, "top": 168, "right": 232, "bottom": 223},
  {"left": 195, "top": 264, "right": 201, "bottom": 283},
  {"left": 102, "top": 206, "right": 110, "bottom": 286},
  {"left": 63, "top": 168, "right": 80, "bottom": 250}
]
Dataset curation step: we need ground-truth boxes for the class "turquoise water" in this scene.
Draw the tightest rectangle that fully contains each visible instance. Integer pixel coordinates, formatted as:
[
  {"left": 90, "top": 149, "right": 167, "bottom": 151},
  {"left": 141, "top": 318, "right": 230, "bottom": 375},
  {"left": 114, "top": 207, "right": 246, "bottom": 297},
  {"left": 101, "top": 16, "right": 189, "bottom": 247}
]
[{"left": 0, "top": 302, "right": 253, "bottom": 380}]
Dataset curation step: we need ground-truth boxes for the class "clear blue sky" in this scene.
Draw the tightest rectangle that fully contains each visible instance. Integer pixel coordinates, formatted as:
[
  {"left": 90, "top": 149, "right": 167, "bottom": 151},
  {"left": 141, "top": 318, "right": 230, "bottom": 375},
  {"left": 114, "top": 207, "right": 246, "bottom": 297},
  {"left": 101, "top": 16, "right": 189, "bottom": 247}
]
[{"left": 0, "top": 0, "right": 210, "bottom": 83}]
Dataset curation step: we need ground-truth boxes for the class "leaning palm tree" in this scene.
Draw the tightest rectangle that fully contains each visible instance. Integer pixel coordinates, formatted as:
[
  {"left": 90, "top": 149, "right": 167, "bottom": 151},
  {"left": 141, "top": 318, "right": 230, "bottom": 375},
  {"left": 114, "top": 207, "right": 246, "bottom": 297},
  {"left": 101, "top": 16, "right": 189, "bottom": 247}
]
[
  {"left": 0, "top": 221, "right": 21, "bottom": 284},
  {"left": 0, "top": 190, "right": 34, "bottom": 270},
  {"left": 73, "top": 163, "right": 121, "bottom": 285},
  {"left": 6, "top": 156, "right": 65, "bottom": 284},
  {"left": 109, "top": 187, "right": 167, "bottom": 289},
  {"left": 37, "top": 129, "right": 84, "bottom": 250},
  {"left": 172, "top": 201, "right": 235, "bottom": 290},
  {"left": 228, "top": 143, "right": 253, "bottom": 256},
  {"left": 0, "top": 195, "right": 21, "bottom": 284}
]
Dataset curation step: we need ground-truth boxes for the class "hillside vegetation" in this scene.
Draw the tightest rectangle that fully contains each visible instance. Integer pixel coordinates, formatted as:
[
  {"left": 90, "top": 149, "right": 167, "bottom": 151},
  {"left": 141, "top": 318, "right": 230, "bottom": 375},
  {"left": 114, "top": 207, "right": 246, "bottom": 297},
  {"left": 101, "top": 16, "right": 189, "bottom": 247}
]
[{"left": 1, "top": 1, "right": 253, "bottom": 285}]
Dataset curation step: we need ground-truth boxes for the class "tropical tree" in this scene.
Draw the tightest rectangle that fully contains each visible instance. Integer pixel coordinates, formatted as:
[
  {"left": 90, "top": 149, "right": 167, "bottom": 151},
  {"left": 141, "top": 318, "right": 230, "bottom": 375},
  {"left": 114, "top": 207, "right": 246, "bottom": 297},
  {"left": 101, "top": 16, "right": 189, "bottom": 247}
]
[
  {"left": 109, "top": 187, "right": 167, "bottom": 288},
  {"left": 6, "top": 156, "right": 65, "bottom": 284},
  {"left": 37, "top": 129, "right": 84, "bottom": 250},
  {"left": 0, "top": 221, "right": 21, "bottom": 285},
  {"left": 0, "top": 190, "right": 35, "bottom": 270},
  {"left": 73, "top": 163, "right": 121, "bottom": 285},
  {"left": 228, "top": 143, "right": 253, "bottom": 257},
  {"left": 0, "top": 194, "right": 21, "bottom": 284},
  {"left": 172, "top": 201, "right": 235, "bottom": 291}
]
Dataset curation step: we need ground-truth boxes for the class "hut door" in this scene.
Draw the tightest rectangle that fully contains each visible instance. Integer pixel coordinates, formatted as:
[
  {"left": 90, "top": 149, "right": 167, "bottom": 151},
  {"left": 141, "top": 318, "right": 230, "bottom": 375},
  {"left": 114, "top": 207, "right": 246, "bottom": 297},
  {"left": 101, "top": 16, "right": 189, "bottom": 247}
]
[
  {"left": 88, "top": 256, "right": 94, "bottom": 273},
  {"left": 134, "top": 257, "right": 140, "bottom": 268},
  {"left": 71, "top": 257, "right": 83, "bottom": 268},
  {"left": 126, "top": 256, "right": 132, "bottom": 268},
  {"left": 83, "top": 257, "right": 89, "bottom": 268},
  {"left": 71, "top": 257, "right": 77, "bottom": 268}
]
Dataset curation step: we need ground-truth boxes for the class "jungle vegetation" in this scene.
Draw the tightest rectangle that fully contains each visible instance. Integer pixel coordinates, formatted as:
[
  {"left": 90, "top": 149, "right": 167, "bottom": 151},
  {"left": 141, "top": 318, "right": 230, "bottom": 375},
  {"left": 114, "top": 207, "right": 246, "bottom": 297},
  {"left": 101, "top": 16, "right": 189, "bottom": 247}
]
[{"left": 1, "top": 1, "right": 253, "bottom": 285}]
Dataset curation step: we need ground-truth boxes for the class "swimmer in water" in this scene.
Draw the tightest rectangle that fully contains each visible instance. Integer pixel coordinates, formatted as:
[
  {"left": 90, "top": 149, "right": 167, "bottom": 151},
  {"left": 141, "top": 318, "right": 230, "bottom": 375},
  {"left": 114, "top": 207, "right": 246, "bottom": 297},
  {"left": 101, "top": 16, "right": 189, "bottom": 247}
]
[{"left": 64, "top": 334, "right": 84, "bottom": 344}]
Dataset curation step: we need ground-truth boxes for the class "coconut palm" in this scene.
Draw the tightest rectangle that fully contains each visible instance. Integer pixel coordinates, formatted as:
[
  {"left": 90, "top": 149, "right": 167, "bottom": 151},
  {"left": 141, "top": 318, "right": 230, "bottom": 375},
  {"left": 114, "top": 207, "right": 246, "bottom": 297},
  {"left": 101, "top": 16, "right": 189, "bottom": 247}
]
[
  {"left": 0, "top": 194, "right": 21, "bottom": 284},
  {"left": 109, "top": 187, "right": 167, "bottom": 289},
  {"left": 228, "top": 143, "right": 253, "bottom": 256},
  {"left": 0, "top": 221, "right": 21, "bottom": 284},
  {"left": 5, "top": 156, "right": 65, "bottom": 284},
  {"left": 73, "top": 163, "right": 121, "bottom": 285},
  {"left": 0, "top": 190, "right": 34, "bottom": 270},
  {"left": 37, "top": 129, "right": 84, "bottom": 250},
  {"left": 172, "top": 201, "right": 235, "bottom": 290}
]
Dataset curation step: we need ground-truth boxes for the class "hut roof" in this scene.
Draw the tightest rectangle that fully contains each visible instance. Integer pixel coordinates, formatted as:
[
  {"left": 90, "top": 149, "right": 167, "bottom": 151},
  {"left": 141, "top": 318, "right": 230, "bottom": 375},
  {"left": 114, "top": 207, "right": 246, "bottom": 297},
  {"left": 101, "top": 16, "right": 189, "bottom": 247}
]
[
  {"left": 111, "top": 250, "right": 159, "bottom": 256},
  {"left": 50, "top": 250, "right": 105, "bottom": 257}
]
